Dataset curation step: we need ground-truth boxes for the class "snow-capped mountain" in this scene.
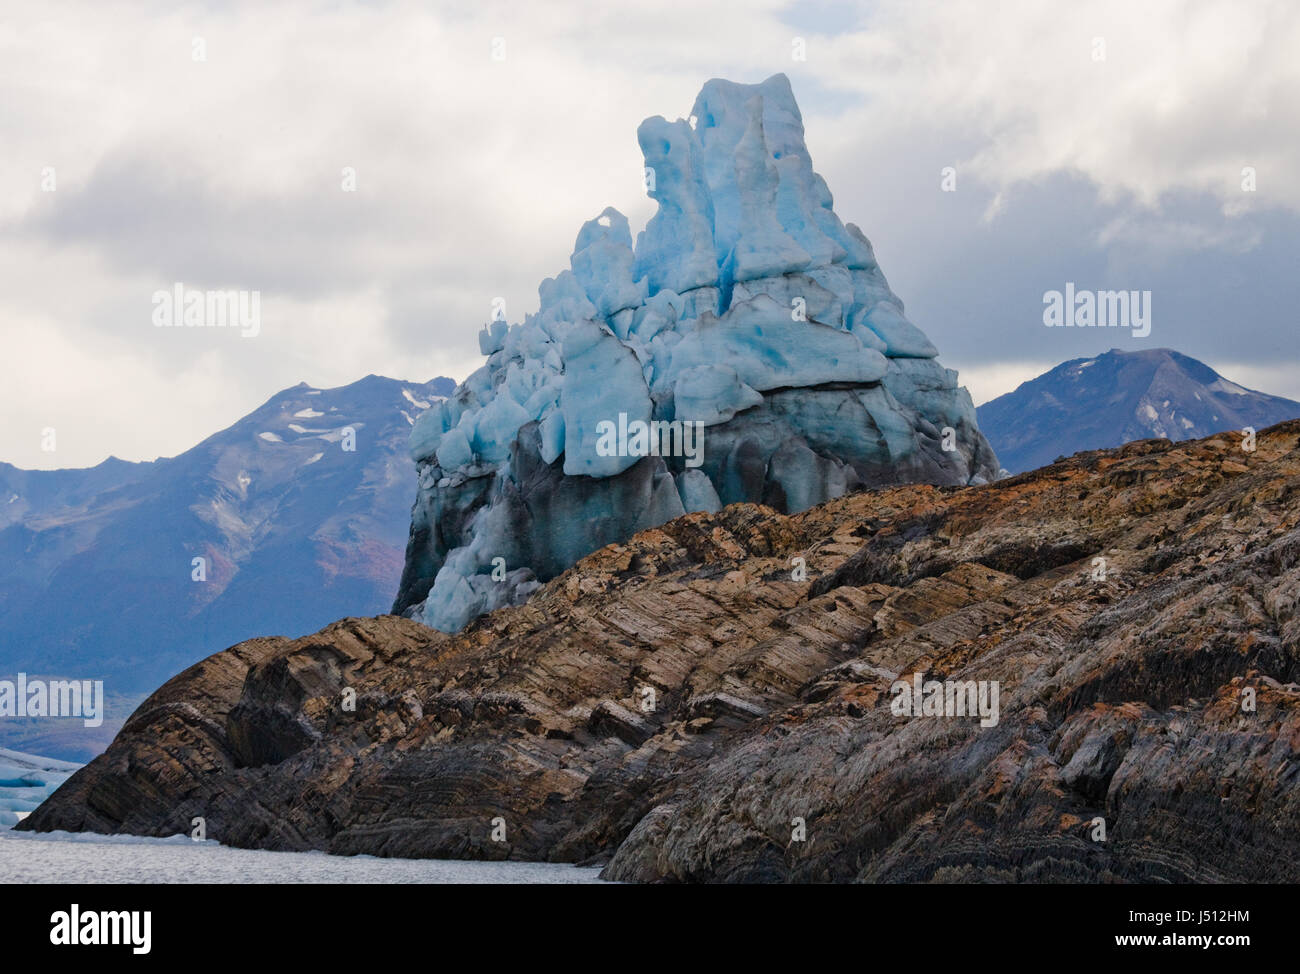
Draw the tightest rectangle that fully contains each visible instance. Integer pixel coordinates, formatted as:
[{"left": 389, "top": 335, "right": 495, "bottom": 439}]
[
  {"left": 976, "top": 348, "right": 1300, "bottom": 473},
  {"left": 0, "top": 375, "right": 453, "bottom": 758},
  {"left": 395, "top": 74, "right": 998, "bottom": 633}
]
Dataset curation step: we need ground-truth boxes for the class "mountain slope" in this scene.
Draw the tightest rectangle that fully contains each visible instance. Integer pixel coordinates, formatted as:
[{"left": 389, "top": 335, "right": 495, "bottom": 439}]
[
  {"left": 0, "top": 456, "right": 156, "bottom": 531},
  {"left": 0, "top": 375, "right": 453, "bottom": 758},
  {"left": 25, "top": 420, "right": 1300, "bottom": 882},
  {"left": 977, "top": 348, "right": 1300, "bottom": 473}
]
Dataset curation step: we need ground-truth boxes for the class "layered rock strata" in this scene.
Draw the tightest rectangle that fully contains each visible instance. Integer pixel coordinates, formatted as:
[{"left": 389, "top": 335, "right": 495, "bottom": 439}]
[{"left": 25, "top": 422, "right": 1300, "bottom": 883}]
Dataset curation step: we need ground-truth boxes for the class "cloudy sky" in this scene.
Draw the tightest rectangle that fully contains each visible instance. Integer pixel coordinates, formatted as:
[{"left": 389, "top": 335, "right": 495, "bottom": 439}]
[{"left": 3, "top": 0, "right": 1298, "bottom": 469}]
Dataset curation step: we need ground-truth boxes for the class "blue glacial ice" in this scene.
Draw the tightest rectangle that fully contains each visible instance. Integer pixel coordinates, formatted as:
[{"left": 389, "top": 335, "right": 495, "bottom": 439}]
[
  {"left": 0, "top": 748, "right": 80, "bottom": 829},
  {"left": 393, "top": 73, "right": 999, "bottom": 632}
]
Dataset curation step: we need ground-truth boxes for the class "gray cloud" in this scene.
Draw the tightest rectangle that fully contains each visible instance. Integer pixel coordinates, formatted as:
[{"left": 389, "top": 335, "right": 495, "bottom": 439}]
[{"left": 1, "top": 0, "right": 1297, "bottom": 467}]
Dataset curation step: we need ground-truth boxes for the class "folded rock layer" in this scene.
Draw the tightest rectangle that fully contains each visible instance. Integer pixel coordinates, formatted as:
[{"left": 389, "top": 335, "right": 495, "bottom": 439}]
[
  {"left": 24, "top": 421, "right": 1300, "bottom": 883},
  {"left": 395, "top": 73, "right": 997, "bottom": 631}
]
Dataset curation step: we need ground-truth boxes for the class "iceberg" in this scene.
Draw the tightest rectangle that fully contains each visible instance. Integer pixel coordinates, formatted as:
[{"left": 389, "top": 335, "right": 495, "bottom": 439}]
[
  {"left": 394, "top": 73, "right": 999, "bottom": 631},
  {"left": 0, "top": 748, "right": 80, "bottom": 828}
]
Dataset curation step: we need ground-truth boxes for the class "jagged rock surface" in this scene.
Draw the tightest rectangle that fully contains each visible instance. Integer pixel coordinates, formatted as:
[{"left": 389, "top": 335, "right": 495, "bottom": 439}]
[
  {"left": 395, "top": 74, "right": 997, "bottom": 632},
  {"left": 23, "top": 421, "right": 1300, "bottom": 882}
]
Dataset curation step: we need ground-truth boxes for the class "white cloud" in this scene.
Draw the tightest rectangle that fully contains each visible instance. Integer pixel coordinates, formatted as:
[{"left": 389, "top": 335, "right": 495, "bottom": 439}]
[
  {"left": 802, "top": 0, "right": 1300, "bottom": 214},
  {"left": 1, "top": 0, "right": 1297, "bottom": 467}
]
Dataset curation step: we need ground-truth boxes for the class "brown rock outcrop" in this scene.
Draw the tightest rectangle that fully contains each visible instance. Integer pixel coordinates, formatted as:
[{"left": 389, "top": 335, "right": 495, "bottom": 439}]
[{"left": 22, "top": 423, "right": 1300, "bottom": 882}]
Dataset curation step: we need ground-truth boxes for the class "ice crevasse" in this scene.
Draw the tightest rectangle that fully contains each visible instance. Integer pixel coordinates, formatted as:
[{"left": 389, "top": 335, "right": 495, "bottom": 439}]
[{"left": 395, "top": 73, "right": 999, "bottom": 632}]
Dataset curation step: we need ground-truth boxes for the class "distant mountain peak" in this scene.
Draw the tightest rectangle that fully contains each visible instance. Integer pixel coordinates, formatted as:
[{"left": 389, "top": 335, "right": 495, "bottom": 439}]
[
  {"left": 393, "top": 74, "right": 997, "bottom": 634},
  {"left": 0, "top": 372, "right": 458, "bottom": 761},
  {"left": 978, "top": 348, "right": 1300, "bottom": 473}
]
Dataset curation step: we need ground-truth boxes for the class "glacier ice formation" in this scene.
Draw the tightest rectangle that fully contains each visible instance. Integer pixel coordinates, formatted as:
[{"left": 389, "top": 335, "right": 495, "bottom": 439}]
[
  {"left": 395, "top": 74, "right": 999, "bottom": 632},
  {"left": 0, "top": 748, "right": 80, "bottom": 828}
]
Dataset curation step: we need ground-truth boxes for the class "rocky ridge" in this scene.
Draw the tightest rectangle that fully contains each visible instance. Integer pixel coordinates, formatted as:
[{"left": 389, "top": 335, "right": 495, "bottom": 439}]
[{"left": 23, "top": 421, "right": 1300, "bottom": 882}]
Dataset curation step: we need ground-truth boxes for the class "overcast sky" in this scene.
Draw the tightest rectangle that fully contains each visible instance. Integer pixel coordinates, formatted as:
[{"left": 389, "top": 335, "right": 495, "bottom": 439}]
[{"left": 3, "top": 0, "right": 1298, "bottom": 469}]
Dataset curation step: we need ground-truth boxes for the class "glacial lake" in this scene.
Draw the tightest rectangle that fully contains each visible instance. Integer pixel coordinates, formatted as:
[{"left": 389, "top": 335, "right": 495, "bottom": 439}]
[{"left": 0, "top": 829, "right": 606, "bottom": 883}]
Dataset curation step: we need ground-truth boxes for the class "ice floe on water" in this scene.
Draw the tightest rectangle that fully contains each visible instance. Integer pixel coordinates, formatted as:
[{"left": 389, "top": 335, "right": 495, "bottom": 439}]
[{"left": 0, "top": 748, "right": 80, "bottom": 829}]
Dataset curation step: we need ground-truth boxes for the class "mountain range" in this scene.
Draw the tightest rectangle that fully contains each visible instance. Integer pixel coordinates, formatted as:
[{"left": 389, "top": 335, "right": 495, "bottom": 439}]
[
  {"left": 0, "top": 375, "right": 452, "bottom": 759},
  {"left": 27, "top": 417, "right": 1300, "bottom": 881},
  {"left": 8, "top": 346, "right": 1297, "bottom": 762},
  {"left": 977, "top": 348, "right": 1300, "bottom": 474}
]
